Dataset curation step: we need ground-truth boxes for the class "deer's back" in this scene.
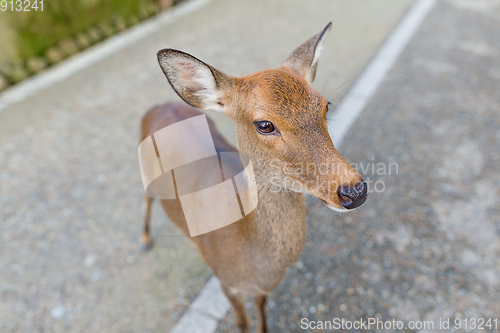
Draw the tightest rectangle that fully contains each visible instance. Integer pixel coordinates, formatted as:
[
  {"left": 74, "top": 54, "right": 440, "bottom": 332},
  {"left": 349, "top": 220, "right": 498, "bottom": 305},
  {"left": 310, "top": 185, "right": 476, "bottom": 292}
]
[{"left": 141, "top": 102, "right": 236, "bottom": 153}]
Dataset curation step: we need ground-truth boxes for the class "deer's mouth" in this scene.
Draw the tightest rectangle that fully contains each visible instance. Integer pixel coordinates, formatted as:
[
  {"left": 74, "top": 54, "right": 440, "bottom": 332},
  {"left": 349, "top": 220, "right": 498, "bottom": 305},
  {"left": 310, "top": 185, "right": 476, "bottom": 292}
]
[{"left": 321, "top": 200, "right": 349, "bottom": 213}]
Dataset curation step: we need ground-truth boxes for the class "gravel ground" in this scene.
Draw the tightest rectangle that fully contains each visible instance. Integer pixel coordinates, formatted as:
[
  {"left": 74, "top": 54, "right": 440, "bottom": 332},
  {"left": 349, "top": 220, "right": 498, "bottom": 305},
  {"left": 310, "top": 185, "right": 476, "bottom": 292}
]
[
  {"left": 0, "top": 0, "right": 414, "bottom": 332},
  {"left": 217, "top": 0, "right": 500, "bottom": 332}
]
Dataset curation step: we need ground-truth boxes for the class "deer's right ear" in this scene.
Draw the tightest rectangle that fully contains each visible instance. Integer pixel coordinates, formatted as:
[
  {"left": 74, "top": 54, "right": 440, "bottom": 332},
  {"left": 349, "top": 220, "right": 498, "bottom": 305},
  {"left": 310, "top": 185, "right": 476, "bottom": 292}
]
[
  {"left": 279, "top": 22, "right": 332, "bottom": 84},
  {"left": 157, "top": 49, "right": 234, "bottom": 112}
]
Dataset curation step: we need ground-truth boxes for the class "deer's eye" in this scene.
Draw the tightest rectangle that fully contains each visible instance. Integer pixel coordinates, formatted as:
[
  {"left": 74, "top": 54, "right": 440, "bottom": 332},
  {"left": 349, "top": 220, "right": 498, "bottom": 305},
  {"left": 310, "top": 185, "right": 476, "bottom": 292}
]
[{"left": 254, "top": 121, "right": 275, "bottom": 134}]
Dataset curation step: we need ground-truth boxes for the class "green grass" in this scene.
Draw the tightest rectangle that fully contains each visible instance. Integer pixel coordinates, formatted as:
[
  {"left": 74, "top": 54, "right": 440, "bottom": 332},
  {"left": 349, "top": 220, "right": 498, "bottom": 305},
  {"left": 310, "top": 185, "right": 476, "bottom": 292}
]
[{"left": 7, "top": 0, "right": 157, "bottom": 59}]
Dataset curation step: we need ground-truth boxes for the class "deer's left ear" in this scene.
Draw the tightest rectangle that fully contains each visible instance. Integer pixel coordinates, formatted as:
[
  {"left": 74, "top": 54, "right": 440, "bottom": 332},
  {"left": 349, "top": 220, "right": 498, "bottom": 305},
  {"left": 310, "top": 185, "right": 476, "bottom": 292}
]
[
  {"left": 157, "top": 49, "right": 234, "bottom": 112},
  {"left": 279, "top": 22, "right": 332, "bottom": 84}
]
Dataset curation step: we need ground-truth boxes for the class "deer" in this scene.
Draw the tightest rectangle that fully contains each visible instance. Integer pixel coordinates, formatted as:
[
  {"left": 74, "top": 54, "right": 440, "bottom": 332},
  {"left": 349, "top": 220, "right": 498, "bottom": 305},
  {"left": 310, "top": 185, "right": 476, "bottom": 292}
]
[{"left": 139, "top": 22, "right": 368, "bottom": 333}]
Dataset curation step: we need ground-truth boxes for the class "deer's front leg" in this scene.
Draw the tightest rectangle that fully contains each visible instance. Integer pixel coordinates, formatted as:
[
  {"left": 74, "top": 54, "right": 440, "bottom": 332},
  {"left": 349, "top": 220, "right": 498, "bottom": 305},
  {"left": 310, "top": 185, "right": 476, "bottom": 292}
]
[
  {"left": 222, "top": 285, "right": 249, "bottom": 333},
  {"left": 255, "top": 294, "right": 267, "bottom": 333}
]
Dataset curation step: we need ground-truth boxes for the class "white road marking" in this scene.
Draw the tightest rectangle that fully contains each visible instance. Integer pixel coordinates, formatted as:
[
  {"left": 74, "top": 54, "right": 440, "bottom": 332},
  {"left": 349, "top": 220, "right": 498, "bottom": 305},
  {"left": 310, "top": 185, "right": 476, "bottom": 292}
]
[{"left": 327, "top": 0, "right": 437, "bottom": 146}]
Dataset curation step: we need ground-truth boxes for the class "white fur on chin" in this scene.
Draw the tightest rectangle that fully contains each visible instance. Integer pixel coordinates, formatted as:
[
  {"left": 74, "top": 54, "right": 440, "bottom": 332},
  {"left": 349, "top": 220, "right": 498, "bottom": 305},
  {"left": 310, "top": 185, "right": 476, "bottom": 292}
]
[{"left": 324, "top": 202, "right": 349, "bottom": 213}]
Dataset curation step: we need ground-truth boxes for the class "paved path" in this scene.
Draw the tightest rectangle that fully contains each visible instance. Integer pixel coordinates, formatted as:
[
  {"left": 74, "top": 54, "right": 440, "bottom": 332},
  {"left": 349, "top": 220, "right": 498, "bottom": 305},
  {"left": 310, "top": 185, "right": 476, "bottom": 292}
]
[
  {"left": 218, "top": 0, "right": 500, "bottom": 332},
  {"left": 0, "top": 0, "right": 415, "bottom": 332}
]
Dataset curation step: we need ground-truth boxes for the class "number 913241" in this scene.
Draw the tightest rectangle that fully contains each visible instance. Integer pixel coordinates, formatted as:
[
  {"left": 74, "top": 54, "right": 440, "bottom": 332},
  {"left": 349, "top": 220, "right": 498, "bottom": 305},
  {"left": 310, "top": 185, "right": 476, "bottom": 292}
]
[{"left": 1, "top": 0, "right": 43, "bottom": 11}]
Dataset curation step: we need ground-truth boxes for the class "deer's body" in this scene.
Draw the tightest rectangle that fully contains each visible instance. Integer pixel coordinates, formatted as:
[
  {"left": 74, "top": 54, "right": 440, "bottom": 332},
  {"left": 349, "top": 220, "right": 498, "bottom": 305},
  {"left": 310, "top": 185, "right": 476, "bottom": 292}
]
[
  {"left": 141, "top": 102, "right": 306, "bottom": 294},
  {"left": 140, "top": 23, "right": 367, "bottom": 332}
]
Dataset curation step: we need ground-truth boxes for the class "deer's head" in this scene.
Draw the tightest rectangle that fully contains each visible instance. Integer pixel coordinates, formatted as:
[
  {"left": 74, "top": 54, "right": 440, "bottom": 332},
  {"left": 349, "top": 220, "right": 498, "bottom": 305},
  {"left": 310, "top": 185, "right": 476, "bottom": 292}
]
[{"left": 157, "top": 23, "right": 367, "bottom": 212}]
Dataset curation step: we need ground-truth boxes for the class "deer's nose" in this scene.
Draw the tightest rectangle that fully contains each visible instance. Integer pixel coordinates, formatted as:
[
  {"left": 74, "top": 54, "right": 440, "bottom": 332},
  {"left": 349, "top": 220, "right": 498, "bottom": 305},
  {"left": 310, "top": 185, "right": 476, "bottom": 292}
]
[{"left": 337, "top": 181, "right": 367, "bottom": 210}]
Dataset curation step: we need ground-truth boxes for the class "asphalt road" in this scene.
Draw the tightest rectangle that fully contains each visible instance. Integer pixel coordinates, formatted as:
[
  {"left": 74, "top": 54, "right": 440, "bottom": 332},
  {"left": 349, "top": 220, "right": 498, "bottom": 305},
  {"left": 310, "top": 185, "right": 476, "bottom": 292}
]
[{"left": 0, "top": 0, "right": 415, "bottom": 332}]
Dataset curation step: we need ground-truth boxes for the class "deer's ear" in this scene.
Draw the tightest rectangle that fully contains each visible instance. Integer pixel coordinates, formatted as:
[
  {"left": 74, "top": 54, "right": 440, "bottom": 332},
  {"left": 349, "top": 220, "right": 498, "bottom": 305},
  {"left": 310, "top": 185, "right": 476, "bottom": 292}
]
[
  {"left": 157, "top": 49, "right": 234, "bottom": 112},
  {"left": 279, "top": 22, "right": 332, "bottom": 84}
]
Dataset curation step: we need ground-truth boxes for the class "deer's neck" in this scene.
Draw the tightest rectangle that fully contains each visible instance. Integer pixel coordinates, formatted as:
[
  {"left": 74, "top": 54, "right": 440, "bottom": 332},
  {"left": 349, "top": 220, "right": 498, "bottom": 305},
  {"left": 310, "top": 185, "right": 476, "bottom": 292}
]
[
  {"left": 247, "top": 165, "right": 307, "bottom": 267},
  {"left": 235, "top": 135, "right": 307, "bottom": 263}
]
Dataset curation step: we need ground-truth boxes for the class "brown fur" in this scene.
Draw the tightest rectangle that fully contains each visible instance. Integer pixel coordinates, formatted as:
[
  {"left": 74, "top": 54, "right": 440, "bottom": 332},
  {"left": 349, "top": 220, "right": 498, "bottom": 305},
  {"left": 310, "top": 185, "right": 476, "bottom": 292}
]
[{"left": 142, "top": 23, "right": 365, "bottom": 333}]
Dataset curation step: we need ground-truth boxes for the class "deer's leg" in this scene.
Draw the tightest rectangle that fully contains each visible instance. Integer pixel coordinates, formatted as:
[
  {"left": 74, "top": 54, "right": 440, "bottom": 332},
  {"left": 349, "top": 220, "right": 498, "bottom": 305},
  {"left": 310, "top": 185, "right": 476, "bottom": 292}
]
[
  {"left": 222, "top": 286, "right": 249, "bottom": 333},
  {"left": 139, "top": 195, "right": 154, "bottom": 251},
  {"left": 255, "top": 294, "right": 268, "bottom": 333}
]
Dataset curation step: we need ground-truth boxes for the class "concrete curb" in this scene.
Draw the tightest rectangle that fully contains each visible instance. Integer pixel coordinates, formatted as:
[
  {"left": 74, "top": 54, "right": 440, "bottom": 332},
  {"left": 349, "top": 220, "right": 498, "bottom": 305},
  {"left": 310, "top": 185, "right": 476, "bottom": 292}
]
[
  {"left": 170, "top": 277, "right": 230, "bottom": 333},
  {"left": 0, "top": 0, "right": 212, "bottom": 112}
]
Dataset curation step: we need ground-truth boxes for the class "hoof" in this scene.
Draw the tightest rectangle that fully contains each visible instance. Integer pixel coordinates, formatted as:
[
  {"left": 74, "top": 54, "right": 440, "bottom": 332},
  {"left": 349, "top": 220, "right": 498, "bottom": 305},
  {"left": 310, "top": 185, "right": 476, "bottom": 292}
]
[
  {"left": 238, "top": 326, "right": 249, "bottom": 333},
  {"left": 140, "top": 234, "right": 154, "bottom": 252}
]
